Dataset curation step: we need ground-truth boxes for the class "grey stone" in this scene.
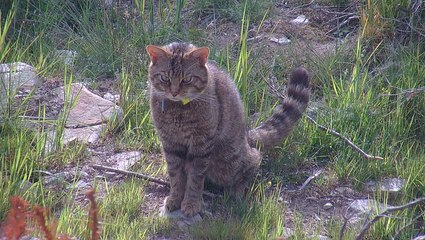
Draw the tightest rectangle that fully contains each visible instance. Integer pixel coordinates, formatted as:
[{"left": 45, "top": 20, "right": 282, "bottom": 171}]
[
  {"left": 71, "top": 180, "right": 88, "bottom": 189},
  {"left": 348, "top": 199, "right": 393, "bottom": 216},
  {"left": 95, "top": 175, "right": 107, "bottom": 180},
  {"left": 281, "top": 227, "right": 295, "bottom": 238},
  {"left": 109, "top": 151, "right": 142, "bottom": 171},
  {"left": 307, "top": 235, "right": 331, "bottom": 240},
  {"left": 0, "top": 62, "right": 39, "bottom": 92},
  {"left": 365, "top": 178, "right": 406, "bottom": 193},
  {"left": 56, "top": 83, "right": 122, "bottom": 127},
  {"left": 65, "top": 170, "right": 89, "bottom": 181},
  {"left": 105, "top": 171, "right": 117, "bottom": 177},
  {"left": 18, "top": 180, "right": 33, "bottom": 192},
  {"left": 103, "top": 92, "right": 120, "bottom": 104},
  {"left": 43, "top": 174, "right": 68, "bottom": 188},
  {"left": 159, "top": 205, "right": 202, "bottom": 230},
  {"left": 55, "top": 50, "right": 77, "bottom": 66},
  {"left": 62, "top": 124, "right": 106, "bottom": 145},
  {"left": 333, "top": 186, "right": 354, "bottom": 195},
  {"left": 270, "top": 36, "right": 291, "bottom": 45},
  {"left": 47, "top": 124, "right": 106, "bottom": 150},
  {"left": 291, "top": 15, "right": 309, "bottom": 24},
  {"left": 323, "top": 202, "right": 333, "bottom": 210},
  {"left": 0, "top": 62, "right": 40, "bottom": 111}
]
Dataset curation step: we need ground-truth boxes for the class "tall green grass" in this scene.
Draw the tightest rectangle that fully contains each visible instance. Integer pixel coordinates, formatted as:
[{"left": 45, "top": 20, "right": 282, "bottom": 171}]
[{"left": 1, "top": 0, "right": 425, "bottom": 238}]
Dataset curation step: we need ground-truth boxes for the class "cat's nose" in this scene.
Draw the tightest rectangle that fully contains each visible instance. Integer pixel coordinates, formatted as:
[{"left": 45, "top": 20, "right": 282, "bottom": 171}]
[{"left": 171, "top": 92, "right": 178, "bottom": 97}]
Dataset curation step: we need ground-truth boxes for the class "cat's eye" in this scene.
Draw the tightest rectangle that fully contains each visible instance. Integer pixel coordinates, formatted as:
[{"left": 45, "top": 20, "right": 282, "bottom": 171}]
[
  {"left": 159, "top": 75, "right": 170, "bottom": 83},
  {"left": 181, "top": 77, "right": 193, "bottom": 84}
]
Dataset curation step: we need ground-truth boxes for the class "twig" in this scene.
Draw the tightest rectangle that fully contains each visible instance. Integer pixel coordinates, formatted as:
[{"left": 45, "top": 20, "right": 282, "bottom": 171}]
[
  {"left": 247, "top": 34, "right": 264, "bottom": 42},
  {"left": 377, "top": 86, "right": 425, "bottom": 100},
  {"left": 355, "top": 197, "right": 425, "bottom": 240},
  {"left": 18, "top": 115, "right": 56, "bottom": 121},
  {"left": 91, "top": 164, "right": 170, "bottom": 186},
  {"left": 392, "top": 210, "right": 425, "bottom": 240},
  {"left": 326, "top": 15, "right": 359, "bottom": 35},
  {"left": 306, "top": 115, "right": 384, "bottom": 160},
  {"left": 293, "top": 0, "right": 315, "bottom": 8},
  {"left": 339, "top": 209, "right": 356, "bottom": 240},
  {"left": 91, "top": 164, "right": 220, "bottom": 198},
  {"left": 298, "top": 170, "right": 323, "bottom": 191},
  {"left": 383, "top": 16, "right": 425, "bottom": 38}
]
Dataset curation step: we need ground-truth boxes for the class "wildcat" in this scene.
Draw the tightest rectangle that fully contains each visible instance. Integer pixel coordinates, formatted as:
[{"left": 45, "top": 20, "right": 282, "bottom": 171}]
[{"left": 146, "top": 42, "right": 310, "bottom": 217}]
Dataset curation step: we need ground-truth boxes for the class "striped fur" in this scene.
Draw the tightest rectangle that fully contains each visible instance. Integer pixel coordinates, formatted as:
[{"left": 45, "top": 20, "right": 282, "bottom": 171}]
[
  {"left": 249, "top": 68, "right": 310, "bottom": 149},
  {"left": 146, "top": 42, "right": 309, "bottom": 217}
]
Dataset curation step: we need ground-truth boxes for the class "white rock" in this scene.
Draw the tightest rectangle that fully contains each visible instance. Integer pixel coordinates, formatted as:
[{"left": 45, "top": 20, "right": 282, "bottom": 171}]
[
  {"left": 323, "top": 202, "right": 333, "bottom": 210},
  {"left": 55, "top": 50, "right": 77, "bottom": 66},
  {"left": 307, "top": 235, "right": 332, "bottom": 240},
  {"left": 281, "top": 227, "right": 295, "bottom": 238},
  {"left": 349, "top": 199, "right": 393, "bottom": 215},
  {"left": 71, "top": 180, "right": 89, "bottom": 189},
  {"left": 270, "top": 36, "right": 291, "bottom": 45},
  {"left": 291, "top": 15, "right": 309, "bottom": 24},
  {"left": 0, "top": 62, "right": 40, "bottom": 111},
  {"left": 56, "top": 83, "right": 122, "bottom": 127},
  {"left": 62, "top": 124, "right": 106, "bottom": 144},
  {"left": 413, "top": 235, "right": 425, "bottom": 240},
  {"left": 380, "top": 178, "right": 405, "bottom": 192},
  {"left": 103, "top": 92, "right": 120, "bottom": 104},
  {"left": 159, "top": 199, "right": 202, "bottom": 231},
  {"left": 109, "top": 151, "right": 142, "bottom": 171},
  {"left": 333, "top": 186, "right": 354, "bottom": 195},
  {"left": 0, "top": 62, "right": 39, "bottom": 91}
]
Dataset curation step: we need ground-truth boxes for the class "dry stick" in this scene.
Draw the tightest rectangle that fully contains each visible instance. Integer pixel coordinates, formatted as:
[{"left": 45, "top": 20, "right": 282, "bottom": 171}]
[
  {"left": 339, "top": 209, "right": 357, "bottom": 240},
  {"left": 326, "top": 15, "right": 359, "bottom": 35},
  {"left": 298, "top": 170, "right": 323, "bottom": 191},
  {"left": 392, "top": 210, "right": 425, "bottom": 240},
  {"left": 378, "top": 86, "right": 425, "bottom": 99},
  {"left": 91, "top": 164, "right": 219, "bottom": 198},
  {"left": 264, "top": 77, "right": 384, "bottom": 161},
  {"left": 355, "top": 197, "right": 425, "bottom": 240},
  {"left": 92, "top": 164, "right": 169, "bottom": 186},
  {"left": 305, "top": 115, "right": 384, "bottom": 160}
]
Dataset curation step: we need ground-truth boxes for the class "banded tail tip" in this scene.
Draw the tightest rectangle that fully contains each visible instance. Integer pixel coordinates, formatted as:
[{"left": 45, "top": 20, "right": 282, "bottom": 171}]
[{"left": 289, "top": 67, "right": 309, "bottom": 88}]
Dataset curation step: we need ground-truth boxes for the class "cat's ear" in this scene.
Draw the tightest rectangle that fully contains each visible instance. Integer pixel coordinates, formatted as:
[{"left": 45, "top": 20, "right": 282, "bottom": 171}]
[
  {"left": 146, "top": 45, "right": 167, "bottom": 64},
  {"left": 188, "top": 47, "right": 210, "bottom": 66}
]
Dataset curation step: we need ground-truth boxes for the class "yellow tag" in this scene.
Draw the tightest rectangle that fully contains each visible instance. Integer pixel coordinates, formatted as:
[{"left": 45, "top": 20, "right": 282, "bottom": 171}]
[{"left": 181, "top": 97, "right": 190, "bottom": 105}]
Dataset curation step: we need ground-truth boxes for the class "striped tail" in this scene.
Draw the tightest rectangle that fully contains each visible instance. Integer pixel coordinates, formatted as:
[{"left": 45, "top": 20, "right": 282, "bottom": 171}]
[{"left": 248, "top": 67, "right": 310, "bottom": 149}]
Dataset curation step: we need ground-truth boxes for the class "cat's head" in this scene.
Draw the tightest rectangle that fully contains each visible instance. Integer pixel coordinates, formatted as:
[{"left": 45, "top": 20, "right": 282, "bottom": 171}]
[{"left": 146, "top": 43, "right": 210, "bottom": 103}]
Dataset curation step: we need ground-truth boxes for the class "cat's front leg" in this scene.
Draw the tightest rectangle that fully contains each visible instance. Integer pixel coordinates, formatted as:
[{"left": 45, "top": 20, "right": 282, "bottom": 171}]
[
  {"left": 163, "top": 148, "right": 187, "bottom": 212},
  {"left": 181, "top": 157, "right": 209, "bottom": 217}
]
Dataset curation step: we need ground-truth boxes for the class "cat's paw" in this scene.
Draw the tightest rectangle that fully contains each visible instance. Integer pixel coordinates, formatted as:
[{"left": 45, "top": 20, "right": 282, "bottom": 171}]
[
  {"left": 181, "top": 199, "right": 202, "bottom": 217},
  {"left": 165, "top": 196, "right": 182, "bottom": 212}
]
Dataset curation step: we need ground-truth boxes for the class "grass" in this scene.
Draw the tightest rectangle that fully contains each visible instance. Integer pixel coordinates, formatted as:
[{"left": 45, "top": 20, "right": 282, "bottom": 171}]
[{"left": 1, "top": 0, "right": 425, "bottom": 239}]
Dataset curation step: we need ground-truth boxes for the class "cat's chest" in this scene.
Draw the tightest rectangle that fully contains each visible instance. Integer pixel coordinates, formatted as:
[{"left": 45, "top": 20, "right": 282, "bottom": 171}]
[{"left": 152, "top": 101, "right": 218, "bottom": 138}]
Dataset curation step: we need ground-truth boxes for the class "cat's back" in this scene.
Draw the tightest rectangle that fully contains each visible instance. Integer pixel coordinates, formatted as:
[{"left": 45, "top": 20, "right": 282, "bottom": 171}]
[
  {"left": 207, "top": 61, "right": 242, "bottom": 106},
  {"left": 206, "top": 61, "right": 247, "bottom": 137}
]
